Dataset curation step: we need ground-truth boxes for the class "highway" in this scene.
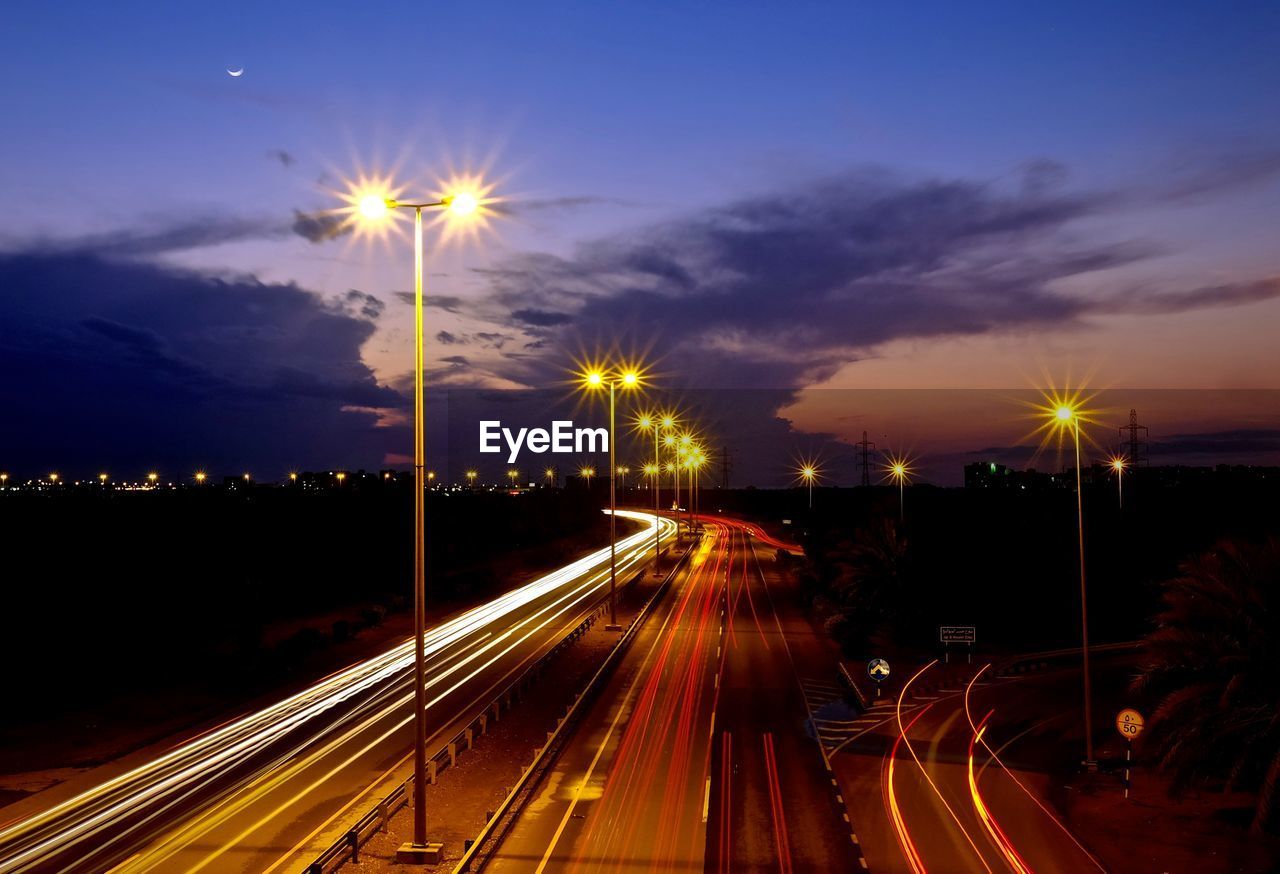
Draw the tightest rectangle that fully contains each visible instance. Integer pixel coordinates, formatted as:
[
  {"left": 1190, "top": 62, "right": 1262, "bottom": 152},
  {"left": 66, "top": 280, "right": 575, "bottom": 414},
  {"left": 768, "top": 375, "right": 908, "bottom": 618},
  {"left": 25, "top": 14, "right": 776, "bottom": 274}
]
[
  {"left": 0, "top": 510, "right": 675, "bottom": 874},
  {"left": 485, "top": 517, "right": 860, "bottom": 873},
  {"left": 833, "top": 660, "right": 1114, "bottom": 873}
]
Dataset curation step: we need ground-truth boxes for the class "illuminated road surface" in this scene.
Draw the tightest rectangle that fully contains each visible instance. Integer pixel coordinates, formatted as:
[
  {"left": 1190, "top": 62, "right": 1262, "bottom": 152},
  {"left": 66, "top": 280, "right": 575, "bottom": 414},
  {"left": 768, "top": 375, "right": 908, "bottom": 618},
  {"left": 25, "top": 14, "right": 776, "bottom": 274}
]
[
  {"left": 487, "top": 518, "right": 858, "bottom": 873},
  {"left": 0, "top": 511, "right": 674, "bottom": 874},
  {"left": 835, "top": 661, "right": 1111, "bottom": 873}
]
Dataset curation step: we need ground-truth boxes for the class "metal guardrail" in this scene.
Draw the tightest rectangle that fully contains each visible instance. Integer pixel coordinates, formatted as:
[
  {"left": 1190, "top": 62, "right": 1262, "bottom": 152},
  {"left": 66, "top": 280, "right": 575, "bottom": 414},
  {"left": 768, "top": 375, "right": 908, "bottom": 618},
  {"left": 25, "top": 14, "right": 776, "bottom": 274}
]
[
  {"left": 450, "top": 537, "right": 700, "bottom": 874},
  {"left": 838, "top": 661, "right": 871, "bottom": 711},
  {"left": 301, "top": 529, "right": 683, "bottom": 874},
  {"left": 996, "top": 640, "right": 1140, "bottom": 676}
]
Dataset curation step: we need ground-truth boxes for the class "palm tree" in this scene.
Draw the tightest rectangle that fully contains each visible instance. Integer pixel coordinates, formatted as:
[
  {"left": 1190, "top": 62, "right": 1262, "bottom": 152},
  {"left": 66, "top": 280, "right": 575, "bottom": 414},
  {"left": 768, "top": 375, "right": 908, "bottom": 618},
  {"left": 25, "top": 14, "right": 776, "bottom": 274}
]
[
  {"left": 1130, "top": 536, "right": 1280, "bottom": 834},
  {"left": 820, "top": 519, "right": 911, "bottom": 653}
]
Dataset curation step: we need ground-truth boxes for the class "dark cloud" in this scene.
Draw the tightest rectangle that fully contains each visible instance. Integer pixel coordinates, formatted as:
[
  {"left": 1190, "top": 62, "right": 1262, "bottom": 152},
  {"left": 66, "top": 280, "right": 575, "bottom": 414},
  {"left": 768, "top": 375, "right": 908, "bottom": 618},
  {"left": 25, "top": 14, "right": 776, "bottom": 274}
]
[
  {"left": 394, "top": 292, "right": 467, "bottom": 314},
  {"left": 440, "top": 355, "right": 470, "bottom": 366},
  {"left": 480, "top": 168, "right": 1132, "bottom": 390},
  {"left": 0, "top": 252, "right": 405, "bottom": 475},
  {"left": 266, "top": 149, "right": 297, "bottom": 168},
  {"left": 33, "top": 216, "right": 288, "bottom": 257},
  {"left": 473, "top": 332, "right": 513, "bottom": 349},
  {"left": 292, "top": 209, "right": 350, "bottom": 244},
  {"left": 436, "top": 330, "right": 460, "bottom": 344},
  {"left": 339, "top": 289, "right": 385, "bottom": 321},
  {"left": 1156, "top": 145, "right": 1280, "bottom": 203},
  {"left": 511, "top": 308, "right": 574, "bottom": 327},
  {"left": 497, "top": 195, "right": 642, "bottom": 217},
  {"left": 1157, "top": 429, "right": 1280, "bottom": 455},
  {"left": 1101, "top": 278, "right": 1280, "bottom": 315}
]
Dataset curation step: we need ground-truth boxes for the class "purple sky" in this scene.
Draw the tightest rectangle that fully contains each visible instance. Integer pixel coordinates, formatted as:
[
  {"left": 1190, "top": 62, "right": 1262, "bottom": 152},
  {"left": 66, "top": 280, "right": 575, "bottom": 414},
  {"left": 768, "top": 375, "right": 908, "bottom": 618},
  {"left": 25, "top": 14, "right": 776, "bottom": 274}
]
[{"left": 2, "top": 2, "right": 1280, "bottom": 484}]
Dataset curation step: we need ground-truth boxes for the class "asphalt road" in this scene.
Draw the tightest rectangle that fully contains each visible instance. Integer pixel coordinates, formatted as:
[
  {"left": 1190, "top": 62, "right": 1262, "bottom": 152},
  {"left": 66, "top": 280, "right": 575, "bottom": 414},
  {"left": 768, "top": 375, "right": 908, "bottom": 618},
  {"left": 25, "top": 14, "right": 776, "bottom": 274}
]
[
  {"left": 0, "top": 511, "right": 674, "bottom": 874},
  {"left": 833, "top": 659, "right": 1119, "bottom": 873},
  {"left": 485, "top": 517, "right": 860, "bottom": 873}
]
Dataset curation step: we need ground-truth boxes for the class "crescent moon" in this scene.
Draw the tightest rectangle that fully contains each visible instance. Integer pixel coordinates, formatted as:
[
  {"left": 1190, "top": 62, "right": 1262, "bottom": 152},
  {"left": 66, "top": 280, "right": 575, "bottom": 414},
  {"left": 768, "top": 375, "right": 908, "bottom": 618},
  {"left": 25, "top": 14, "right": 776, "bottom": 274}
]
[{"left": 227, "top": 68, "right": 244, "bottom": 77}]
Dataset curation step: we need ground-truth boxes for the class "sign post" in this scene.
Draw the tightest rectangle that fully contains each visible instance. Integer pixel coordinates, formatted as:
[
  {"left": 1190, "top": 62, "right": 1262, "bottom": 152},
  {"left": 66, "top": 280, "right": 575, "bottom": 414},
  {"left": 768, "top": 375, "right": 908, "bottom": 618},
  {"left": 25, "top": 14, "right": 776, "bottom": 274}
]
[
  {"left": 1114, "top": 708, "right": 1145, "bottom": 798},
  {"left": 867, "top": 658, "right": 890, "bottom": 698},
  {"left": 939, "top": 626, "right": 976, "bottom": 664}
]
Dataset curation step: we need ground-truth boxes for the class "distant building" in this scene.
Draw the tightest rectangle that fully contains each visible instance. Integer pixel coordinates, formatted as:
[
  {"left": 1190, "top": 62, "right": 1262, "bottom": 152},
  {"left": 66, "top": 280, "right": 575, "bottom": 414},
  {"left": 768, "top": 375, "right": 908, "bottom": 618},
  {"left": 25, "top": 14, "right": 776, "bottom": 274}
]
[{"left": 963, "top": 461, "right": 1067, "bottom": 490}]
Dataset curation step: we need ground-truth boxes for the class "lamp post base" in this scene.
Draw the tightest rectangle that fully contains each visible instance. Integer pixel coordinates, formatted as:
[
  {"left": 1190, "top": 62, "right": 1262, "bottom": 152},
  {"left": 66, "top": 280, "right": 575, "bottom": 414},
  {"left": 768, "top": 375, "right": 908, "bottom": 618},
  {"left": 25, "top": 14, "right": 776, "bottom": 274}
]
[
  {"left": 396, "top": 841, "right": 444, "bottom": 864},
  {"left": 605, "top": 623, "right": 623, "bottom": 632}
]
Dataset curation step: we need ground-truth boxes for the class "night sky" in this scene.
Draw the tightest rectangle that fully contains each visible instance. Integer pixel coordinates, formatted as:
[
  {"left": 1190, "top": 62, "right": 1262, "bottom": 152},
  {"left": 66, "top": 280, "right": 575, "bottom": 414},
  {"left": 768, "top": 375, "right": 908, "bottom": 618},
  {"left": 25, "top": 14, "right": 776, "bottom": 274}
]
[{"left": 3, "top": 2, "right": 1280, "bottom": 484}]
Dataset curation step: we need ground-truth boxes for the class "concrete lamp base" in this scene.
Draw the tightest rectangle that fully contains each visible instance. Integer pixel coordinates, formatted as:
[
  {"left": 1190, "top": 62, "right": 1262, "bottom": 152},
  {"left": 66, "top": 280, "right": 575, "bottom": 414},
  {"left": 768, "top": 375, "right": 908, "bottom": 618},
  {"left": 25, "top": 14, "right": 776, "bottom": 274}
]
[
  {"left": 604, "top": 623, "right": 623, "bottom": 632},
  {"left": 395, "top": 842, "right": 444, "bottom": 865}
]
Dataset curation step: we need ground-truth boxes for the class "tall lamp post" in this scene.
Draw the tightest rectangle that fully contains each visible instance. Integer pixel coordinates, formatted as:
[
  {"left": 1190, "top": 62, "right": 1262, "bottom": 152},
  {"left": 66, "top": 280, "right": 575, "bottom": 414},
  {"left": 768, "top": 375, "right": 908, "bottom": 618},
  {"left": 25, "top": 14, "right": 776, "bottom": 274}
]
[
  {"left": 580, "top": 366, "right": 643, "bottom": 631},
  {"left": 636, "top": 412, "right": 671, "bottom": 572},
  {"left": 351, "top": 182, "right": 482, "bottom": 864},
  {"left": 1055, "top": 403, "right": 1096, "bottom": 768}
]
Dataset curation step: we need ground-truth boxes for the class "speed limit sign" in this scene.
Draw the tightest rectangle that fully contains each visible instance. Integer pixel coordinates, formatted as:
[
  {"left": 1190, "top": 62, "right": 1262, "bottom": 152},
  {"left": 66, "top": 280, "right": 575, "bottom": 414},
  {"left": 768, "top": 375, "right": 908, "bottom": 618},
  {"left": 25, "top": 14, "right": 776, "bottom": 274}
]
[{"left": 1115, "top": 708, "right": 1145, "bottom": 740}]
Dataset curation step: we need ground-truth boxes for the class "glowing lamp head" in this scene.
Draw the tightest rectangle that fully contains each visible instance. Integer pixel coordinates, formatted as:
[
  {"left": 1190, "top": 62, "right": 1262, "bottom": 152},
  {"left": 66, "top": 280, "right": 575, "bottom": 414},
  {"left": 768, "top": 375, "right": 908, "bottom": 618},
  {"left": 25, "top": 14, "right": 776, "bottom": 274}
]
[
  {"left": 148, "top": 472, "right": 158, "bottom": 482},
  {"left": 893, "top": 463, "right": 906, "bottom": 477},
  {"left": 446, "top": 191, "right": 479, "bottom": 217},
  {"left": 621, "top": 371, "right": 639, "bottom": 387},
  {"left": 585, "top": 371, "right": 605, "bottom": 388},
  {"left": 661, "top": 416, "right": 675, "bottom": 429},
  {"left": 1055, "top": 405, "right": 1074, "bottom": 422},
  {"left": 195, "top": 472, "right": 207, "bottom": 483},
  {"left": 358, "top": 194, "right": 391, "bottom": 220},
  {"left": 801, "top": 466, "right": 816, "bottom": 480},
  {"left": 99, "top": 473, "right": 108, "bottom": 482},
  {"left": 1111, "top": 458, "right": 1127, "bottom": 472}
]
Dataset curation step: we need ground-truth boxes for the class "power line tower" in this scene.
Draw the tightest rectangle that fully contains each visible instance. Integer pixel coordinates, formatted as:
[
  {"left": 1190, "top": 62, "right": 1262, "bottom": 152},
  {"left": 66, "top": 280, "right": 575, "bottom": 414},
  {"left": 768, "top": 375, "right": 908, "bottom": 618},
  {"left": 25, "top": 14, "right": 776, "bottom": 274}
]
[
  {"left": 719, "top": 445, "right": 733, "bottom": 489},
  {"left": 1119, "top": 409, "right": 1149, "bottom": 466},
  {"left": 855, "top": 430, "right": 877, "bottom": 487}
]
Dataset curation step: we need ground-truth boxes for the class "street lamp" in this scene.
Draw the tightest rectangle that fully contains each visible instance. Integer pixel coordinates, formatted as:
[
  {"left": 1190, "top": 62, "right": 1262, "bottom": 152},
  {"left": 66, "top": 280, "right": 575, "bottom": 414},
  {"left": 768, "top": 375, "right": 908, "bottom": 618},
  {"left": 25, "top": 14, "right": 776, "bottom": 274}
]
[
  {"left": 636, "top": 410, "right": 670, "bottom": 572},
  {"left": 883, "top": 454, "right": 914, "bottom": 521},
  {"left": 578, "top": 364, "right": 645, "bottom": 631},
  {"left": 1109, "top": 456, "right": 1127, "bottom": 509},
  {"left": 507, "top": 468, "right": 520, "bottom": 488},
  {"left": 99, "top": 473, "right": 109, "bottom": 486},
  {"left": 1048, "top": 399, "right": 1097, "bottom": 767},
  {"left": 345, "top": 173, "right": 489, "bottom": 863},
  {"left": 466, "top": 469, "right": 478, "bottom": 489},
  {"left": 544, "top": 466, "right": 557, "bottom": 488},
  {"left": 147, "top": 472, "right": 159, "bottom": 487},
  {"left": 195, "top": 471, "right": 207, "bottom": 485},
  {"left": 797, "top": 463, "right": 820, "bottom": 509}
]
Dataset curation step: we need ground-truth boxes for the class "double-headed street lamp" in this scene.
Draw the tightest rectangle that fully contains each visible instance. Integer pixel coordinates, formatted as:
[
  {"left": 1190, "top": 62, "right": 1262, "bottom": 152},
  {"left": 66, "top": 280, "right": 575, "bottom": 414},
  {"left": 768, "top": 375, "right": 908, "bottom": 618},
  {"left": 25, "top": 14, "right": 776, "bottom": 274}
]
[
  {"left": 636, "top": 411, "right": 677, "bottom": 570},
  {"left": 348, "top": 177, "right": 485, "bottom": 863},
  {"left": 579, "top": 365, "right": 643, "bottom": 631}
]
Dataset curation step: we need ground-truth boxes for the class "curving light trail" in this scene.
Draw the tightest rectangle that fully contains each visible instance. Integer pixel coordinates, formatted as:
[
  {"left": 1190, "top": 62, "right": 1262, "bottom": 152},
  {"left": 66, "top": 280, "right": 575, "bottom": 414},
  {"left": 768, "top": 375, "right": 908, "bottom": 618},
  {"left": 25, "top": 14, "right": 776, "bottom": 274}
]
[
  {"left": 0, "top": 511, "right": 675, "bottom": 874},
  {"left": 962, "top": 666, "right": 1107, "bottom": 873}
]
